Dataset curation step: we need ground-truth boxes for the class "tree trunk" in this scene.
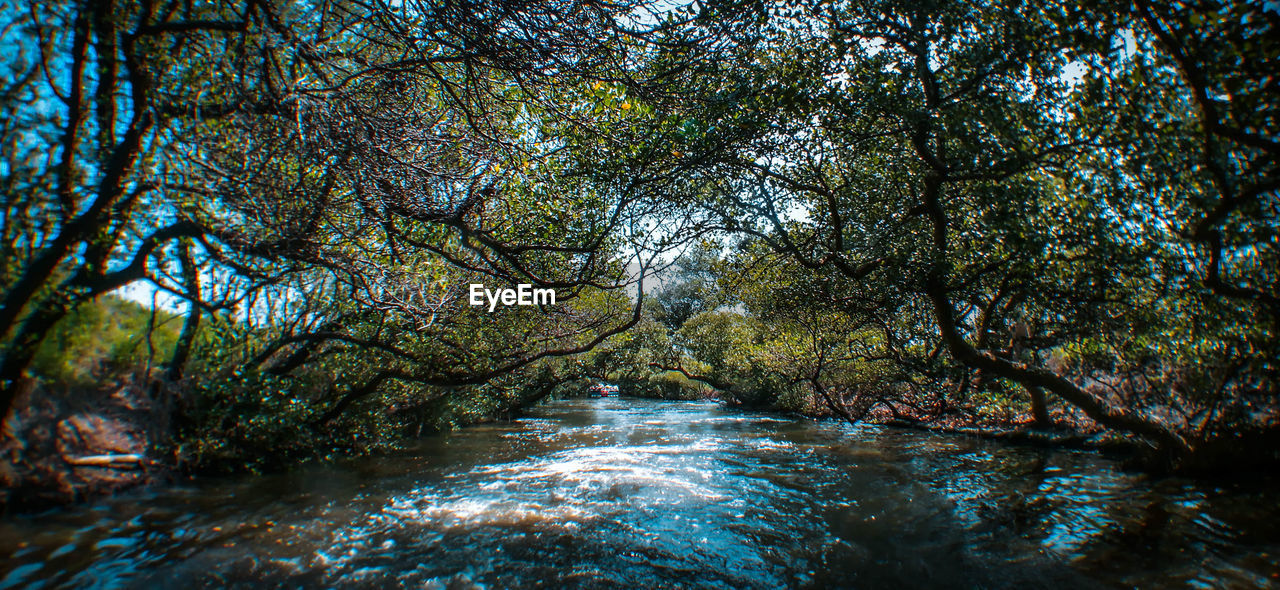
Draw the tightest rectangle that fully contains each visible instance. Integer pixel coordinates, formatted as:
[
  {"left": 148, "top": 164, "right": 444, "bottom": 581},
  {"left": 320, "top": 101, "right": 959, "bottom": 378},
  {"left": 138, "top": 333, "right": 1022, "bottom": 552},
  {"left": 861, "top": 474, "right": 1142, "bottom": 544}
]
[
  {"left": 0, "top": 290, "right": 81, "bottom": 419},
  {"left": 926, "top": 281, "right": 1192, "bottom": 461},
  {"left": 166, "top": 239, "right": 201, "bottom": 383},
  {"left": 1028, "top": 385, "right": 1051, "bottom": 428}
]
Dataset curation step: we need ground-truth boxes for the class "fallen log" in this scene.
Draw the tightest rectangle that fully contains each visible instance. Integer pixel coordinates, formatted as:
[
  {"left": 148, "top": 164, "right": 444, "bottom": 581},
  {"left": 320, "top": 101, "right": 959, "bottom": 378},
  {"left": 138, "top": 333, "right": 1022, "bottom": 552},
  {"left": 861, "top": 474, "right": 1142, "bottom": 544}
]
[{"left": 63, "top": 454, "right": 144, "bottom": 468}]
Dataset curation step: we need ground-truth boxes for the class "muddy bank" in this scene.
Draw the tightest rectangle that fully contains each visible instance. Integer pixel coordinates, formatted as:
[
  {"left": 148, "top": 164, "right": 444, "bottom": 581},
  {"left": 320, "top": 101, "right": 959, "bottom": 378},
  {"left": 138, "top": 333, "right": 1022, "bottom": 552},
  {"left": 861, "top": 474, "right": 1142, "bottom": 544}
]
[{"left": 0, "top": 378, "right": 168, "bottom": 513}]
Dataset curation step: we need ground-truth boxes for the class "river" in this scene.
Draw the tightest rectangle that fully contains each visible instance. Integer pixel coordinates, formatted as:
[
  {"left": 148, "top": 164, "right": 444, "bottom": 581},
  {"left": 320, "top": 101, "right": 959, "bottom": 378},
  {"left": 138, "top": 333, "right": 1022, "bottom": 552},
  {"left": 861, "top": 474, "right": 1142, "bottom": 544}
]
[{"left": 2, "top": 398, "right": 1278, "bottom": 588}]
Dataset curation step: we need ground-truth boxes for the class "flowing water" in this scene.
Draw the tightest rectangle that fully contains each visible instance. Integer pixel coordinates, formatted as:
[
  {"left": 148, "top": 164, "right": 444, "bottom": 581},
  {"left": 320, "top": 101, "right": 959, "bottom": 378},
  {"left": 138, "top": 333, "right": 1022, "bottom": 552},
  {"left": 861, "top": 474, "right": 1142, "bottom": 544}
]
[{"left": 2, "top": 398, "right": 1278, "bottom": 588}]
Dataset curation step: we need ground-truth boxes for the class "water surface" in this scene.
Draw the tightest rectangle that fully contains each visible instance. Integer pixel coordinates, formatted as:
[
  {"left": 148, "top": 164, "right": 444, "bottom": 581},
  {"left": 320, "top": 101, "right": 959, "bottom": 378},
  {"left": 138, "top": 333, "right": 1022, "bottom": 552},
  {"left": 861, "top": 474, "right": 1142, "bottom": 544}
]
[{"left": 2, "top": 398, "right": 1278, "bottom": 588}]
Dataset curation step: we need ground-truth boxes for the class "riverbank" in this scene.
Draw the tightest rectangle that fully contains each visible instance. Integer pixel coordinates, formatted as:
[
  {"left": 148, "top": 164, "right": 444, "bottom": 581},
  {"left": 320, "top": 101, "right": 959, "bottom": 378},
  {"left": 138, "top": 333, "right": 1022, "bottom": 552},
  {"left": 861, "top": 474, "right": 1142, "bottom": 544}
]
[
  {"left": 0, "top": 379, "right": 166, "bottom": 513},
  {"left": 0, "top": 369, "right": 567, "bottom": 513},
  {"left": 6, "top": 380, "right": 1275, "bottom": 514}
]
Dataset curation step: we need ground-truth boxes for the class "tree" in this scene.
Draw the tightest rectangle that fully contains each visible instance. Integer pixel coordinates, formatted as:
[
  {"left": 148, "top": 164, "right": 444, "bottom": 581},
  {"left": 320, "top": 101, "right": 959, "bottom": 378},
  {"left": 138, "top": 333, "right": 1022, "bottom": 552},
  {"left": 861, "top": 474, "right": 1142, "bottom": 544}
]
[
  {"left": 0, "top": 0, "right": 689, "bottom": 425},
  {"left": 639, "top": 0, "right": 1277, "bottom": 468}
]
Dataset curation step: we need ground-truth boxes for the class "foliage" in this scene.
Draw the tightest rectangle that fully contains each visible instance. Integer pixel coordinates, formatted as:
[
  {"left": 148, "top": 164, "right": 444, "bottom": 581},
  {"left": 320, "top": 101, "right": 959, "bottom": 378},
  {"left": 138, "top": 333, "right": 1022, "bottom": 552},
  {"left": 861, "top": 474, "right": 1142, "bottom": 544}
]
[
  {"left": 609, "top": 0, "right": 1279, "bottom": 469},
  {"left": 2, "top": 0, "right": 1276, "bottom": 477},
  {"left": 32, "top": 296, "right": 181, "bottom": 388}
]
